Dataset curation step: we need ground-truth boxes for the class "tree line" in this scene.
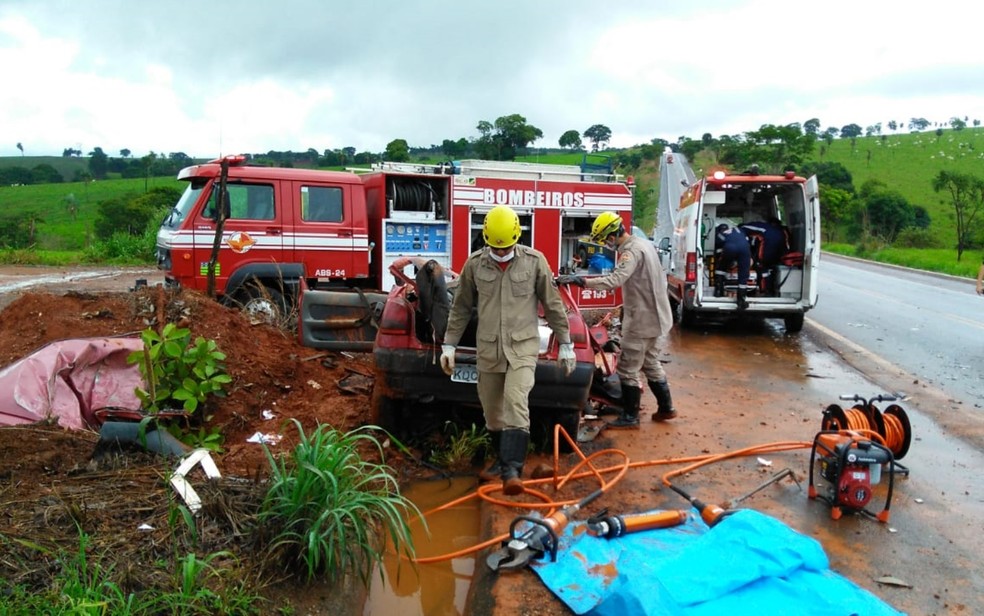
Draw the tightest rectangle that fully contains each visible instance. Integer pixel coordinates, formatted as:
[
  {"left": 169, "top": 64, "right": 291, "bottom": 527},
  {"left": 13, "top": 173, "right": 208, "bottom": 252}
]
[{"left": 6, "top": 111, "right": 982, "bottom": 262}]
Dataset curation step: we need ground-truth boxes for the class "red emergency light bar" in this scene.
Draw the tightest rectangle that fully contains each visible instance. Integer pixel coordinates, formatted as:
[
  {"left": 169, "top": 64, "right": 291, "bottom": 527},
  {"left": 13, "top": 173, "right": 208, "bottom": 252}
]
[{"left": 205, "top": 154, "right": 247, "bottom": 165}]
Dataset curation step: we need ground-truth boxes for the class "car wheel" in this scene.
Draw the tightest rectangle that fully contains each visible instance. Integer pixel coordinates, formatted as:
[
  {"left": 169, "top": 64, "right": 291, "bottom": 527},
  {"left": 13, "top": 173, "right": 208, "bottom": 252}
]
[
  {"left": 784, "top": 313, "right": 804, "bottom": 333},
  {"left": 531, "top": 408, "right": 579, "bottom": 454},
  {"left": 370, "top": 385, "right": 404, "bottom": 435}
]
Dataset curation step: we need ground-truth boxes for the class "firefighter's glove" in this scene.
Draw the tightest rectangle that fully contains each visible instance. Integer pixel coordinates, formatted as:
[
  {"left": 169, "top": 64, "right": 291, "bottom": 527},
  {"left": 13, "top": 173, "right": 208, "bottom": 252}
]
[
  {"left": 558, "top": 343, "right": 576, "bottom": 377},
  {"left": 439, "top": 344, "right": 456, "bottom": 376},
  {"left": 557, "top": 275, "right": 586, "bottom": 287}
]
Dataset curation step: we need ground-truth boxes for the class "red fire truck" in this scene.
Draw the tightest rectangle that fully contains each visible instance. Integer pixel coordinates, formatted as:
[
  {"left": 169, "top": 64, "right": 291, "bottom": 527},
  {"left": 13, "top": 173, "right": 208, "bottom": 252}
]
[{"left": 156, "top": 156, "right": 634, "bottom": 350}]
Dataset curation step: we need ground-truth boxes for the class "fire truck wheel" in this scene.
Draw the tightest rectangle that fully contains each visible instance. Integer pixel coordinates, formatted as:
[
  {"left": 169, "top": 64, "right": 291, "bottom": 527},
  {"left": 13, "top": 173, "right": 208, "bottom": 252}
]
[{"left": 236, "top": 285, "right": 285, "bottom": 325}]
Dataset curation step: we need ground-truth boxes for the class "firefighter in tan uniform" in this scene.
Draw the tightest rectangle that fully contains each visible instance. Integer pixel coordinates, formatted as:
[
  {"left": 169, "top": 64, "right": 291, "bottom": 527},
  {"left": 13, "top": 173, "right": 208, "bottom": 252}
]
[
  {"left": 559, "top": 211, "right": 677, "bottom": 428},
  {"left": 440, "top": 206, "right": 575, "bottom": 495}
]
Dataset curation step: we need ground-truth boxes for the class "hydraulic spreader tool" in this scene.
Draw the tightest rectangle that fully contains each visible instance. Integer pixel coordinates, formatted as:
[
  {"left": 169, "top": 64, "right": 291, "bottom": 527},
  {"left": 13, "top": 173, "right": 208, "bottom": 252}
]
[{"left": 486, "top": 488, "right": 689, "bottom": 571}]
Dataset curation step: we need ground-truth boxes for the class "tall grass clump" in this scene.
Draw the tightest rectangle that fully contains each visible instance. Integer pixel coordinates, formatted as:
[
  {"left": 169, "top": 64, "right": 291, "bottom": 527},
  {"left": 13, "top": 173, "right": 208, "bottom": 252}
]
[{"left": 258, "top": 420, "right": 421, "bottom": 586}]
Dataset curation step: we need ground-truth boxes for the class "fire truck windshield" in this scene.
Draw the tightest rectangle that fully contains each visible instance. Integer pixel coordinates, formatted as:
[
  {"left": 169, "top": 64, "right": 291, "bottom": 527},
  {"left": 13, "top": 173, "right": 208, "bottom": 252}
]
[{"left": 163, "top": 182, "right": 205, "bottom": 228}]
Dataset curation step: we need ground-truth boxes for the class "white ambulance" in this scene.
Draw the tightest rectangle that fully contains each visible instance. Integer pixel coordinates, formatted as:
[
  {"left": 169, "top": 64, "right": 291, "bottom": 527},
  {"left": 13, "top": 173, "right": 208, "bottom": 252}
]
[{"left": 654, "top": 150, "right": 820, "bottom": 332}]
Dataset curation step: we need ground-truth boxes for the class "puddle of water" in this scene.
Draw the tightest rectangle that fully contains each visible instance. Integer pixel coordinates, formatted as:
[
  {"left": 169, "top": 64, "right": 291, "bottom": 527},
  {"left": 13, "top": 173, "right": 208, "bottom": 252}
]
[{"left": 364, "top": 476, "right": 482, "bottom": 616}]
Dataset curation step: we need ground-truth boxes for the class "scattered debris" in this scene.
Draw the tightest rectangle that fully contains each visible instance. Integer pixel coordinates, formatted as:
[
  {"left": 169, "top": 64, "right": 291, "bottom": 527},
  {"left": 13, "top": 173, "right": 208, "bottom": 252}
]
[
  {"left": 337, "top": 372, "right": 373, "bottom": 395},
  {"left": 874, "top": 576, "right": 912, "bottom": 588},
  {"left": 246, "top": 432, "right": 282, "bottom": 445},
  {"left": 169, "top": 448, "right": 222, "bottom": 514}
]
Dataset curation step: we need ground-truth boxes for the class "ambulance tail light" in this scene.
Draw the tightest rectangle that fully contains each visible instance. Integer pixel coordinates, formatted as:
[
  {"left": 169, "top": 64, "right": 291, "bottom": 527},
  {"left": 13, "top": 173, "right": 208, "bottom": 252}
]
[{"left": 685, "top": 252, "right": 697, "bottom": 283}]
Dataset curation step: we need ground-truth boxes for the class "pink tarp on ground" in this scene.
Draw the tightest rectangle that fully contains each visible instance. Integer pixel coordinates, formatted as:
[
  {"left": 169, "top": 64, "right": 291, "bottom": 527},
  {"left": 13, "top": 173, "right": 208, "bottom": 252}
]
[{"left": 0, "top": 337, "right": 145, "bottom": 429}]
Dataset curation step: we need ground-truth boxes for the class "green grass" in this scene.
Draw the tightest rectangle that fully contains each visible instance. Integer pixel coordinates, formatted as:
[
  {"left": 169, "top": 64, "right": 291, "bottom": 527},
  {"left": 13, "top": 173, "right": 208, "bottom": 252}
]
[
  {"left": 0, "top": 175, "right": 185, "bottom": 253},
  {"left": 824, "top": 243, "right": 981, "bottom": 277}
]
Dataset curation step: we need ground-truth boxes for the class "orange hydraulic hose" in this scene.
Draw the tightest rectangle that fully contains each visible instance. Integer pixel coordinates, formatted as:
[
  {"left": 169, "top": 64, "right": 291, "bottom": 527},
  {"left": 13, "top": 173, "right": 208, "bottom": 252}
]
[
  {"left": 402, "top": 427, "right": 816, "bottom": 565},
  {"left": 880, "top": 413, "right": 906, "bottom": 455},
  {"left": 660, "top": 440, "right": 813, "bottom": 488}
]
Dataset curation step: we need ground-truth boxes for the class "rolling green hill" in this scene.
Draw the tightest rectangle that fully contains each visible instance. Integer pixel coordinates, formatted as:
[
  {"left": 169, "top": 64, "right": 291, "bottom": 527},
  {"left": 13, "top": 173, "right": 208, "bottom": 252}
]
[
  {"left": 818, "top": 127, "right": 984, "bottom": 245},
  {"left": 0, "top": 155, "right": 91, "bottom": 181},
  {"left": 0, "top": 174, "right": 185, "bottom": 252}
]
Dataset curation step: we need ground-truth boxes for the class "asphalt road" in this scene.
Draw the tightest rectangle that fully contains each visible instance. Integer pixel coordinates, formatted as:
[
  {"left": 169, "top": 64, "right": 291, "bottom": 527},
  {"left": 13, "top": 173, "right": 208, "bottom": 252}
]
[{"left": 808, "top": 253, "right": 983, "bottom": 413}]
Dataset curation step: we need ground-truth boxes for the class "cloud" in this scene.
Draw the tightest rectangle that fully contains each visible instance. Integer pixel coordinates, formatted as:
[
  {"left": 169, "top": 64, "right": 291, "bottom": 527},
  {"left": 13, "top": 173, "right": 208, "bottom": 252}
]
[{"left": 2, "top": 0, "right": 984, "bottom": 158}]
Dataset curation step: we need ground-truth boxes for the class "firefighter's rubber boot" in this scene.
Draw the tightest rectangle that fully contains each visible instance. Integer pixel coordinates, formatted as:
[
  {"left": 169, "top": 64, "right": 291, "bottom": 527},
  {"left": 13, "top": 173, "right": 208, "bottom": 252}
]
[
  {"left": 499, "top": 429, "right": 529, "bottom": 496},
  {"left": 478, "top": 430, "right": 503, "bottom": 483},
  {"left": 714, "top": 275, "right": 725, "bottom": 297},
  {"left": 608, "top": 385, "right": 641, "bottom": 429},
  {"left": 649, "top": 379, "right": 678, "bottom": 422},
  {"left": 736, "top": 287, "right": 749, "bottom": 310}
]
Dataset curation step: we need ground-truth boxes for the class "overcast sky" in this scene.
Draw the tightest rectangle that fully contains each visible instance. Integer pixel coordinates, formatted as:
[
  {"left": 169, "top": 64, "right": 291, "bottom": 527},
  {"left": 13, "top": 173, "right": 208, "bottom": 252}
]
[{"left": 3, "top": 0, "right": 983, "bottom": 159}]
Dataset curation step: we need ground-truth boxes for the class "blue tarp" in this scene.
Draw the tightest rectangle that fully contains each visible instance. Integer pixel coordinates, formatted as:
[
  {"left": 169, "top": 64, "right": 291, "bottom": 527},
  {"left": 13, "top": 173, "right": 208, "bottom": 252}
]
[{"left": 531, "top": 509, "right": 904, "bottom": 616}]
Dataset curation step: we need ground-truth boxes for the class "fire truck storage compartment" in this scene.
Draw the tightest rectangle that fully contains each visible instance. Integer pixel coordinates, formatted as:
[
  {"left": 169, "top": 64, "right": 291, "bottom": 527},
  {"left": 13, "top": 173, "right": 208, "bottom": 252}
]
[
  {"left": 386, "top": 174, "right": 448, "bottom": 220},
  {"left": 561, "top": 211, "right": 601, "bottom": 274},
  {"left": 468, "top": 208, "right": 532, "bottom": 253}
]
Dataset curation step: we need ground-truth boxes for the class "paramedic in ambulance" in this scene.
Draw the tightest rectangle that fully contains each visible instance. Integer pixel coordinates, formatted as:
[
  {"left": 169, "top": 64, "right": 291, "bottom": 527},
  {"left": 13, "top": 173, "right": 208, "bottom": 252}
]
[
  {"left": 714, "top": 223, "right": 752, "bottom": 310},
  {"left": 739, "top": 217, "right": 789, "bottom": 294},
  {"left": 740, "top": 217, "right": 788, "bottom": 269},
  {"left": 557, "top": 211, "right": 678, "bottom": 429},
  {"left": 439, "top": 205, "right": 575, "bottom": 496}
]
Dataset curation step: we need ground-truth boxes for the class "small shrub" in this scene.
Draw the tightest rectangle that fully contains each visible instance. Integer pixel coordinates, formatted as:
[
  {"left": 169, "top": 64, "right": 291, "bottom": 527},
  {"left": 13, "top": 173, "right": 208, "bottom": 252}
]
[
  {"left": 894, "top": 227, "right": 942, "bottom": 248},
  {"left": 430, "top": 422, "right": 489, "bottom": 472},
  {"left": 127, "top": 323, "right": 232, "bottom": 414}
]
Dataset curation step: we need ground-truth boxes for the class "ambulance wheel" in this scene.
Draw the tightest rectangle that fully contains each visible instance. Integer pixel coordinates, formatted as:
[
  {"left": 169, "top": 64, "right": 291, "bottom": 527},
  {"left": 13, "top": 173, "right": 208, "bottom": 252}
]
[
  {"left": 236, "top": 285, "right": 285, "bottom": 325},
  {"left": 784, "top": 313, "right": 804, "bottom": 333},
  {"left": 669, "top": 297, "right": 681, "bottom": 323},
  {"left": 680, "top": 306, "right": 699, "bottom": 328}
]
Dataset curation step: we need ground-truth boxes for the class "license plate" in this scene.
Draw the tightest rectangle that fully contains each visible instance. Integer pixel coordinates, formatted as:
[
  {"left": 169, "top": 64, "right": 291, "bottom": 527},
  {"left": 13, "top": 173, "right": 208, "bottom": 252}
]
[{"left": 451, "top": 363, "right": 478, "bottom": 384}]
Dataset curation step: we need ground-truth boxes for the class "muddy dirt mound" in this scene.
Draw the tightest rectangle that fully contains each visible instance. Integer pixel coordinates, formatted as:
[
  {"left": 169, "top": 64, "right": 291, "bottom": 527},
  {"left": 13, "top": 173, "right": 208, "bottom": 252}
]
[
  {"left": 0, "top": 287, "right": 387, "bottom": 609},
  {"left": 0, "top": 286, "right": 376, "bottom": 477}
]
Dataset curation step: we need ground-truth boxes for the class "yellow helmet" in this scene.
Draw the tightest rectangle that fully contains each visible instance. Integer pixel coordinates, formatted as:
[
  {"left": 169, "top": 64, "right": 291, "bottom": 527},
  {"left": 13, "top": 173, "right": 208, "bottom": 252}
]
[
  {"left": 590, "top": 211, "right": 624, "bottom": 243},
  {"left": 483, "top": 205, "right": 521, "bottom": 248}
]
